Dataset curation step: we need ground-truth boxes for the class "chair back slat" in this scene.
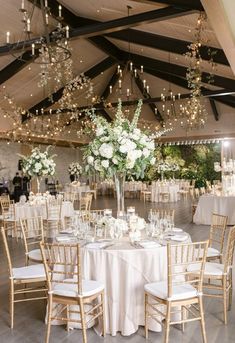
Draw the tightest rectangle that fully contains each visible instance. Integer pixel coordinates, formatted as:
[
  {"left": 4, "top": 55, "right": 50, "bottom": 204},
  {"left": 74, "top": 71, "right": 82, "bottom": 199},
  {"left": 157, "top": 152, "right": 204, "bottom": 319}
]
[
  {"left": 40, "top": 242, "right": 82, "bottom": 295},
  {"left": 167, "top": 241, "right": 208, "bottom": 299},
  {"left": 20, "top": 217, "right": 44, "bottom": 255},
  {"left": 224, "top": 226, "right": 235, "bottom": 271},
  {"left": 1, "top": 227, "right": 13, "bottom": 278},
  {"left": 209, "top": 213, "right": 228, "bottom": 253}
]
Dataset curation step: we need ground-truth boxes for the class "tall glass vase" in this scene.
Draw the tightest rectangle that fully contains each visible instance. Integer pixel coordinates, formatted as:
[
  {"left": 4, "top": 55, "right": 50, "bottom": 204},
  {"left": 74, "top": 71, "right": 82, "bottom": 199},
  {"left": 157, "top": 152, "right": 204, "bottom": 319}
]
[
  {"left": 114, "top": 174, "right": 126, "bottom": 214},
  {"left": 36, "top": 176, "right": 41, "bottom": 194}
]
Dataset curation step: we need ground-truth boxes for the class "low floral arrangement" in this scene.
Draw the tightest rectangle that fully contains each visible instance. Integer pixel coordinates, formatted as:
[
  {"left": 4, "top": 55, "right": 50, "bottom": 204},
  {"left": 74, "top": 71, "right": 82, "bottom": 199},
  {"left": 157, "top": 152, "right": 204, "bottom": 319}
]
[
  {"left": 83, "top": 99, "right": 170, "bottom": 179},
  {"left": 68, "top": 162, "right": 82, "bottom": 176},
  {"left": 19, "top": 146, "right": 56, "bottom": 177}
]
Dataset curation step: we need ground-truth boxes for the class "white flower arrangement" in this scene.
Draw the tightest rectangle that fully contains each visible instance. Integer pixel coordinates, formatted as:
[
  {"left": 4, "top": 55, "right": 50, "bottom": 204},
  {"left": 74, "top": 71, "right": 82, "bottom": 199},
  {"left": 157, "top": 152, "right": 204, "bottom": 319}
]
[
  {"left": 83, "top": 99, "right": 168, "bottom": 179},
  {"left": 68, "top": 162, "right": 82, "bottom": 176},
  {"left": 19, "top": 146, "right": 56, "bottom": 177}
]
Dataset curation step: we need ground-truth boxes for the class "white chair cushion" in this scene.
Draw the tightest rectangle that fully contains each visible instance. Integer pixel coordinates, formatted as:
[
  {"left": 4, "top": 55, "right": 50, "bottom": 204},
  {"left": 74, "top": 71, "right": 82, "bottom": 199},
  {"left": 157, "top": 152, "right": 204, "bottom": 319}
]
[
  {"left": 188, "top": 262, "right": 225, "bottom": 276},
  {"left": 48, "top": 216, "right": 60, "bottom": 221},
  {"left": 207, "top": 247, "right": 220, "bottom": 258},
  {"left": 12, "top": 264, "right": 45, "bottom": 280},
  {"left": 144, "top": 281, "right": 198, "bottom": 301},
  {"left": 28, "top": 249, "right": 43, "bottom": 262},
  {"left": 53, "top": 278, "right": 104, "bottom": 298}
]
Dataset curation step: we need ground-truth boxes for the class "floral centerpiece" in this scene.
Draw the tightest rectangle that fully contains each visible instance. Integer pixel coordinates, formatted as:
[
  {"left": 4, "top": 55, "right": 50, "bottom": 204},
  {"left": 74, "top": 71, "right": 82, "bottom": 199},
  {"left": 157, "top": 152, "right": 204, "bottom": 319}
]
[
  {"left": 83, "top": 99, "right": 168, "bottom": 213},
  {"left": 68, "top": 162, "right": 82, "bottom": 181},
  {"left": 19, "top": 146, "right": 56, "bottom": 193}
]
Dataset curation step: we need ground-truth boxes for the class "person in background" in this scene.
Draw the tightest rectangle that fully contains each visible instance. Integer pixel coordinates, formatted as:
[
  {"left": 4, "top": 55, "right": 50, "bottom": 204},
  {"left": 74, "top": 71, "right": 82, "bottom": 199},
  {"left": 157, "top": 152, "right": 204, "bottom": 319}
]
[{"left": 12, "top": 172, "right": 22, "bottom": 202}]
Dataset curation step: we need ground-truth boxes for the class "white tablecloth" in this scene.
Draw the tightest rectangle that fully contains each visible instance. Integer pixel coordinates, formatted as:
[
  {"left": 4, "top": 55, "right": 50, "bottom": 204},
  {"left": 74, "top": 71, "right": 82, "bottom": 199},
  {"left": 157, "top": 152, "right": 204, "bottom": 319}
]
[
  {"left": 83, "top": 243, "right": 168, "bottom": 336},
  {"left": 151, "top": 182, "right": 179, "bottom": 202},
  {"left": 14, "top": 201, "right": 74, "bottom": 221},
  {"left": 65, "top": 184, "right": 90, "bottom": 200},
  {"left": 193, "top": 194, "right": 235, "bottom": 225}
]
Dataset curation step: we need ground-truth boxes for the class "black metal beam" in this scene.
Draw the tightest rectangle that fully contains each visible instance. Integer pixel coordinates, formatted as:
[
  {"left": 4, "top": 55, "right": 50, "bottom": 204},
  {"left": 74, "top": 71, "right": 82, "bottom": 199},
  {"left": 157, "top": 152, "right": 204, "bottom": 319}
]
[
  {"left": 69, "top": 7, "right": 192, "bottom": 39},
  {"left": 36, "top": 88, "right": 235, "bottom": 116},
  {"left": 134, "top": 73, "right": 163, "bottom": 123},
  {"left": 209, "top": 98, "right": 219, "bottom": 121},
  {"left": 107, "top": 29, "right": 229, "bottom": 66},
  {"left": 125, "top": 52, "right": 235, "bottom": 90},
  {"left": 0, "top": 6, "right": 193, "bottom": 55},
  {"left": 23, "top": 56, "right": 116, "bottom": 121},
  {"left": 130, "top": 0, "right": 204, "bottom": 11}
]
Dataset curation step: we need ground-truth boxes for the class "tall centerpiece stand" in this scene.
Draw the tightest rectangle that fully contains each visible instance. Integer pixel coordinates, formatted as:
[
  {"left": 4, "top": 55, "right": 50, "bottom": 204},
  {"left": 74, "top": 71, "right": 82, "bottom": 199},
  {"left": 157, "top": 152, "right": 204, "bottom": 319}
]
[
  {"left": 19, "top": 146, "right": 56, "bottom": 194},
  {"left": 83, "top": 99, "right": 168, "bottom": 216}
]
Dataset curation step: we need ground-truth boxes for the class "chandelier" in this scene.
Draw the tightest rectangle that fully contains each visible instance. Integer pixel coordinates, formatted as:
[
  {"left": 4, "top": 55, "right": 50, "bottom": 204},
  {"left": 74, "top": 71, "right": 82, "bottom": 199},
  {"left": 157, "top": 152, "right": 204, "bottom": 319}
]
[{"left": 7, "top": 0, "right": 71, "bottom": 64}]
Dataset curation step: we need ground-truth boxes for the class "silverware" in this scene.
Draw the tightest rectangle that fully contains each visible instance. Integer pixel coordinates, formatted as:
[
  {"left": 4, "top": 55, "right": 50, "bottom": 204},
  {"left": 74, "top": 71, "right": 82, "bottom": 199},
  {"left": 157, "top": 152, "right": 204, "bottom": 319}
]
[{"left": 103, "top": 243, "right": 114, "bottom": 250}]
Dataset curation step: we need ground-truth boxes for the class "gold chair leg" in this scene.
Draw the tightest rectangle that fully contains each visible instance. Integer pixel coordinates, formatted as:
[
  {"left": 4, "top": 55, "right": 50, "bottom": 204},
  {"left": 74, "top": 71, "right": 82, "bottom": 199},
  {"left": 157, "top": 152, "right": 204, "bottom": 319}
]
[
  {"left": 79, "top": 298, "right": 87, "bottom": 343},
  {"left": 164, "top": 302, "right": 171, "bottom": 343},
  {"left": 66, "top": 305, "right": 70, "bottom": 332},
  {"left": 182, "top": 306, "right": 187, "bottom": 332},
  {"left": 144, "top": 293, "right": 149, "bottom": 339},
  {"left": 223, "top": 281, "right": 228, "bottom": 325},
  {"left": 10, "top": 281, "right": 14, "bottom": 329},
  {"left": 228, "top": 271, "right": 233, "bottom": 311},
  {"left": 45, "top": 295, "right": 52, "bottom": 343},
  {"left": 101, "top": 291, "right": 106, "bottom": 337},
  {"left": 199, "top": 296, "right": 207, "bottom": 343}
]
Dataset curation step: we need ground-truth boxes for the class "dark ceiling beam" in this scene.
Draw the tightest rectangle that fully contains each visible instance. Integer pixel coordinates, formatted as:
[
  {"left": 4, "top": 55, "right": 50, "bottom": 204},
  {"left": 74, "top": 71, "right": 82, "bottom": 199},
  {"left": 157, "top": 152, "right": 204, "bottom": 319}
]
[
  {"left": 130, "top": 0, "right": 204, "bottom": 11},
  {"left": 134, "top": 73, "right": 164, "bottom": 123},
  {"left": 107, "top": 29, "right": 229, "bottom": 66},
  {"left": 69, "top": 7, "right": 193, "bottom": 39},
  {"left": 23, "top": 56, "right": 116, "bottom": 121},
  {"left": 143, "top": 67, "right": 235, "bottom": 109},
  {"left": 37, "top": 88, "right": 235, "bottom": 116},
  {"left": 0, "top": 6, "right": 193, "bottom": 55},
  {"left": 0, "top": 50, "right": 40, "bottom": 85},
  {"left": 126, "top": 52, "right": 235, "bottom": 90},
  {"left": 209, "top": 98, "right": 219, "bottom": 121}
]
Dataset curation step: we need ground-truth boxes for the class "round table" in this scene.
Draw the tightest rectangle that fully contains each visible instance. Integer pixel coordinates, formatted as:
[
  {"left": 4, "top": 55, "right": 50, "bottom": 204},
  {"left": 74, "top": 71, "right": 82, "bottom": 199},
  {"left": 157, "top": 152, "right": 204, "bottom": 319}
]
[
  {"left": 14, "top": 201, "right": 74, "bottom": 221},
  {"left": 82, "top": 234, "right": 189, "bottom": 336},
  {"left": 193, "top": 194, "right": 235, "bottom": 225},
  {"left": 151, "top": 182, "right": 179, "bottom": 202}
]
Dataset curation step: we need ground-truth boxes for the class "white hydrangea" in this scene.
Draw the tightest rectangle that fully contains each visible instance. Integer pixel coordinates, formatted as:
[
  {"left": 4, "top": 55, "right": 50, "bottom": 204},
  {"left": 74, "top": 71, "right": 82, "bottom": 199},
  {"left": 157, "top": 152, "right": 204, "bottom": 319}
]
[
  {"left": 101, "top": 160, "right": 109, "bottom": 169},
  {"left": 99, "top": 143, "right": 113, "bottom": 159}
]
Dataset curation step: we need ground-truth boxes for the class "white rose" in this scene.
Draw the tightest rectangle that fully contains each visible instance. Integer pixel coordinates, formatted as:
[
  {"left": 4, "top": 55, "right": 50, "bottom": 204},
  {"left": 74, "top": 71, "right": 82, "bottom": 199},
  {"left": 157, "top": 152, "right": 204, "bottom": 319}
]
[
  {"left": 99, "top": 143, "right": 113, "bottom": 159},
  {"left": 101, "top": 160, "right": 109, "bottom": 169},
  {"left": 150, "top": 157, "right": 156, "bottom": 165},
  {"left": 87, "top": 156, "right": 94, "bottom": 165}
]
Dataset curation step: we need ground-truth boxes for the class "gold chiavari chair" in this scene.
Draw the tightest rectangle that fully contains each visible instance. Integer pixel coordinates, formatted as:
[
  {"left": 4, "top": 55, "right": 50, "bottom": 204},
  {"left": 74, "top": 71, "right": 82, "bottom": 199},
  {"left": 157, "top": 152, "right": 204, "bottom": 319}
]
[
  {"left": 44, "top": 198, "right": 63, "bottom": 234},
  {"left": 20, "top": 216, "right": 45, "bottom": 265},
  {"left": 63, "top": 191, "right": 76, "bottom": 205},
  {"left": 207, "top": 213, "right": 228, "bottom": 262},
  {"left": 79, "top": 194, "right": 93, "bottom": 212},
  {"left": 40, "top": 242, "right": 106, "bottom": 343},
  {"left": 188, "top": 226, "right": 235, "bottom": 324},
  {"left": 144, "top": 240, "right": 209, "bottom": 343},
  {"left": 1, "top": 199, "right": 18, "bottom": 239},
  {"left": 1, "top": 227, "right": 47, "bottom": 328}
]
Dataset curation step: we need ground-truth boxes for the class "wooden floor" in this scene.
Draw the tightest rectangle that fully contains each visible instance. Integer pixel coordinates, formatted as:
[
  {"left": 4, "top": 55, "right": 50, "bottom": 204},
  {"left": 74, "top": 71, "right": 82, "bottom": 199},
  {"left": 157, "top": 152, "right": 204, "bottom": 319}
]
[{"left": 0, "top": 196, "right": 234, "bottom": 343}]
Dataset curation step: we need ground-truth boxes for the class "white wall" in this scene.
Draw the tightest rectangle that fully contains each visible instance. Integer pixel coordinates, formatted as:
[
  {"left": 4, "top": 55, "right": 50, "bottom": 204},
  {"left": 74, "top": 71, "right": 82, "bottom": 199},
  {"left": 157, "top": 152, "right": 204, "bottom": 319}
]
[{"left": 0, "top": 141, "right": 84, "bottom": 187}]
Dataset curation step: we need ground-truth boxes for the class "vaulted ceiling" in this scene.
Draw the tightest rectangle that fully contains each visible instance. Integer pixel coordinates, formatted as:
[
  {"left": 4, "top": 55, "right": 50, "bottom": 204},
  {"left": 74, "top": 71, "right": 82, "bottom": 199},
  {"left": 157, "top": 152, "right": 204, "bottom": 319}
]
[{"left": 1, "top": 0, "right": 235, "bottom": 146}]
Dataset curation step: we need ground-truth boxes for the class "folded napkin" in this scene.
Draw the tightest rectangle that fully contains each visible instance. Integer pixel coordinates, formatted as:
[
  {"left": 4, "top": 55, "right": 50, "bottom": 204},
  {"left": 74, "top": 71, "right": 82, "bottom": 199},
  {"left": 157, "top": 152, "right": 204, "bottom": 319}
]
[
  {"left": 86, "top": 242, "right": 110, "bottom": 249},
  {"left": 138, "top": 241, "right": 161, "bottom": 249},
  {"left": 169, "top": 234, "right": 188, "bottom": 242},
  {"left": 56, "top": 236, "right": 76, "bottom": 242}
]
